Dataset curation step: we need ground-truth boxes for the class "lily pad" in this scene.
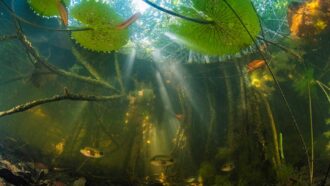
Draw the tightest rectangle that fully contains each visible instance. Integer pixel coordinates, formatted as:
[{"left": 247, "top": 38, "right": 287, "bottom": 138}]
[
  {"left": 70, "top": 0, "right": 129, "bottom": 53},
  {"left": 27, "top": 0, "right": 70, "bottom": 17},
  {"left": 168, "top": 0, "right": 261, "bottom": 55}
]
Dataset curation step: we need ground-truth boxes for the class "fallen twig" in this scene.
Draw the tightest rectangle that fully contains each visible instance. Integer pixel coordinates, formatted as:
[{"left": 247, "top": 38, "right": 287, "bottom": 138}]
[{"left": 0, "top": 90, "right": 124, "bottom": 118}]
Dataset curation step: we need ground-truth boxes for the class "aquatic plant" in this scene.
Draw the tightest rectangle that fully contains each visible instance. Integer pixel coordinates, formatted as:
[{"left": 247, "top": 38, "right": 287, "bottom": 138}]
[
  {"left": 293, "top": 68, "right": 316, "bottom": 97},
  {"left": 28, "top": 0, "right": 70, "bottom": 17},
  {"left": 168, "top": 0, "right": 260, "bottom": 55},
  {"left": 70, "top": 0, "right": 129, "bottom": 52}
]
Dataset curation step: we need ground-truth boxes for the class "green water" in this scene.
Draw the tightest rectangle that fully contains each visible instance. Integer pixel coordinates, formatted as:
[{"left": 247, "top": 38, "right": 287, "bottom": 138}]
[{"left": 0, "top": 0, "right": 329, "bottom": 185}]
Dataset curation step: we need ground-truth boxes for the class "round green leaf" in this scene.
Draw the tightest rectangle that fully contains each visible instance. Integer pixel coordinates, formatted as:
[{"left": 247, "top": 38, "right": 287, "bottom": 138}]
[
  {"left": 70, "top": 0, "right": 129, "bottom": 53},
  {"left": 168, "top": 0, "right": 261, "bottom": 55},
  {"left": 28, "top": 0, "right": 70, "bottom": 17}
]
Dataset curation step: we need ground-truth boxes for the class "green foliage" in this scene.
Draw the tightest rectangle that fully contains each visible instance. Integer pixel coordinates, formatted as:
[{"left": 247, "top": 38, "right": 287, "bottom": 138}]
[
  {"left": 168, "top": 0, "right": 260, "bottom": 55},
  {"left": 28, "top": 0, "right": 70, "bottom": 17},
  {"left": 293, "top": 68, "right": 317, "bottom": 97},
  {"left": 71, "top": 0, "right": 129, "bottom": 52}
]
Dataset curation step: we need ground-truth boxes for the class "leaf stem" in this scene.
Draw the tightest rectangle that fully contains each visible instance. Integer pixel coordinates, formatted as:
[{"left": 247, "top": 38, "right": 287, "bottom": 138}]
[{"left": 142, "top": 0, "right": 215, "bottom": 24}]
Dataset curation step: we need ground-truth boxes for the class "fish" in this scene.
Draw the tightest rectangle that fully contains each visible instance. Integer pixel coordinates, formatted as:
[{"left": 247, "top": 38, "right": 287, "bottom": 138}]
[
  {"left": 220, "top": 162, "right": 235, "bottom": 172},
  {"left": 55, "top": 0, "right": 68, "bottom": 26},
  {"left": 116, "top": 13, "right": 141, "bottom": 30},
  {"left": 80, "top": 147, "right": 104, "bottom": 158},
  {"left": 247, "top": 59, "right": 266, "bottom": 72},
  {"left": 150, "top": 155, "right": 174, "bottom": 167}
]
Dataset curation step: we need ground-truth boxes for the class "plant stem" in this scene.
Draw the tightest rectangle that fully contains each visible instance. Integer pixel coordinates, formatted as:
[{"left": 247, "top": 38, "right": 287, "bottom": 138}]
[
  {"left": 72, "top": 47, "right": 104, "bottom": 81},
  {"left": 308, "top": 82, "right": 314, "bottom": 185},
  {"left": 279, "top": 133, "right": 285, "bottom": 160},
  {"left": 115, "top": 53, "right": 126, "bottom": 95},
  {"left": 316, "top": 80, "right": 330, "bottom": 103},
  {"left": 222, "top": 0, "right": 311, "bottom": 183},
  {"left": 261, "top": 95, "right": 281, "bottom": 166},
  {"left": 142, "top": 0, "right": 215, "bottom": 24}
]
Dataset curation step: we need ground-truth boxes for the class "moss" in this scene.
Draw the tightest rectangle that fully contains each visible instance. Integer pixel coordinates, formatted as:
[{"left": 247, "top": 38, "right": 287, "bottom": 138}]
[
  {"left": 71, "top": 0, "right": 129, "bottom": 52},
  {"left": 28, "top": 0, "right": 70, "bottom": 17}
]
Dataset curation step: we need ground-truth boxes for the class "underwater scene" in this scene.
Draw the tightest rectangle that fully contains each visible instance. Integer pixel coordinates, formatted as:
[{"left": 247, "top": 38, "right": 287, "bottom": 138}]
[{"left": 0, "top": 0, "right": 329, "bottom": 185}]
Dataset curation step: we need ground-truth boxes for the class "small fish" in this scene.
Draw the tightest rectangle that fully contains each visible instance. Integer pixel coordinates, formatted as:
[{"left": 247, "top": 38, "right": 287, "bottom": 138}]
[
  {"left": 116, "top": 13, "right": 141, "bottom": 30},
  {"left": 80, "top": 147, "right": 103, "bottom": 158},
  {"left": 247, "top": 59, "right": 266, "bottom": 72},
  {"left": 221, "top": 162, "right": 235, "bottom": 172},
  {"left": 150, "top": 155, "right": 174, "bottom": 167},
  {"left": 55, "top": 0, "right": 68, "bottom": 26}
]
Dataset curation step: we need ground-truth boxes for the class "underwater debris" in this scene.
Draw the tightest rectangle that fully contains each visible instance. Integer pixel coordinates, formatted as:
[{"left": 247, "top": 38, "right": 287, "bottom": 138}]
[
  {"left": 80, "top": 147, "right": 104, "bottom": 158},
  {"left": 150, "top": 155, "right": 174, "bottom": 167},
  {"left": 247, "top": 59, "right": 266, "bottom": 73},
  {"left": 55, "top": 0, "right": 68, "bottom": 26},
  {"left": 28, "top": 0, "right": 70, "bottom": 17}
]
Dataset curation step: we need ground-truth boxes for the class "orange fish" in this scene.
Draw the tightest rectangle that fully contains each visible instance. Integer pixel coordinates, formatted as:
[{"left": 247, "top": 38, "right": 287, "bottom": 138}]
[
  {"left": 56, "top": 0, "right": 68, "bottom": 26},
  {"left": 116, "top": 13, "right": 141, "bottom": 30},
  {"left": 247, "top": 59, "right": 266, "bottom": 72}
]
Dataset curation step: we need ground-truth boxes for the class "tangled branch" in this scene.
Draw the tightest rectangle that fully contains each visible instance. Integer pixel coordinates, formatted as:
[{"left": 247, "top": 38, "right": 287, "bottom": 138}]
[
  {"left": 0, "top": 89, "right": 124, "bottom": 118},
  {"left": 13, "top": 20, "right": 118, "bottom": 92}
]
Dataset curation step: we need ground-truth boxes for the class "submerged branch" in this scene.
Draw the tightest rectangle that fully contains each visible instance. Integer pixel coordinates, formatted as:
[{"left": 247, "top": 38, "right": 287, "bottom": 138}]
[
  {"left": 14, "top": 23, "right": 118, "bottom": 92},
  {"left": 0, "top": 90, "right": 123, "bottom": 118},
  {"left": 257, "top": 36, "right": 303, "bottom": 61},
  {"left": 115, "top": 53, "right": 126, "bottom": 95},
  {"left": 142, "top": 0, "right": 215, "bottom": 24},
  {"left": 72, "top": 47, "right": 104, "bottom": 81},
  {"left": 0, "top": 34, "right": 17, "bottom": 41}
]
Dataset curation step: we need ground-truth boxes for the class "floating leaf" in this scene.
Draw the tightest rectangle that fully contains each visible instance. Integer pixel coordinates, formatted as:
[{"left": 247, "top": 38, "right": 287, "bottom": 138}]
[
  {"left": 168, "top": 0, "right": 261, "bottom": 55},
  {"left": 70, "top": 0, "right": 129, "bottom": 53},
  {"left": 28, "top": 0, "right": 70, "bottom": 17}
]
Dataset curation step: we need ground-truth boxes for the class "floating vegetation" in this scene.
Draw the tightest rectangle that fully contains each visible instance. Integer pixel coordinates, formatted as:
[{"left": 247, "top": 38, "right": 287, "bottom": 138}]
[
  {"left": 27, "top": 0, "right": 70, "bottom": 17},
  {"left": 70, "top": 0, "right": 129, "bottom": 52},
  {"left": 168, "top": 0, "right": 260, "bottom": 55}
]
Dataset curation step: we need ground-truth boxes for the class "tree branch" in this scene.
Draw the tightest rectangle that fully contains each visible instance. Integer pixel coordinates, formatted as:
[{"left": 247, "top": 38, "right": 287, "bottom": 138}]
[
  {"left": 0, "top": 34, "right": 17, "bottom": 41},
  {"left": 0, "top": 91, "right": 124, "bottom": 118},
  {"left": 13, "top": 21, "right": 118, "bottom": 92}
]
